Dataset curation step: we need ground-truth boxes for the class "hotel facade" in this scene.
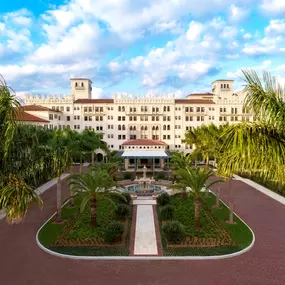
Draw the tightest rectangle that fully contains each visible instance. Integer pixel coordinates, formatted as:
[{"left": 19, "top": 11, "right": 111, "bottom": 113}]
[{"left": 23, "top": 78, "right": 252, "bottom": 154}]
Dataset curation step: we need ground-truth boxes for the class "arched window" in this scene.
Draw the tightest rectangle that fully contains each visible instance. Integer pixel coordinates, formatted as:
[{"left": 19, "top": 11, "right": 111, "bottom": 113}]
[
  {"left": 118, "top": 125, "right": 121, "bottom": 130},
  {"left": 163, "top": 125, "right": 166, "bottom": 130},
  {"left": 156, "top": 126, "right": 159, "bottom": 130},
  {"left": 75, "top": 82, "right": 78, "bottom": 87},
  {"left": 130, "top": 126, "right": 133, "bottom": 131},
  {"left": 152, "top": 126, "right": 155, "bottom": 130},
  {"left": 141, "top": 126, "right": 144, "bottom": 130},
  {"left": 133, "top": 126, "right": 136, "bottom": 131},
  {"left": 81, "top": 82, "right": 84, "bottom": 87},
  {"left": 122, "top": 125, "right": 125, "bottom": 130},
  {"left": 145, "top": 126, "right": 148, "bottom": 130},
  {"left": 167, "top": 125, "right": 170, "bottom": 130}
]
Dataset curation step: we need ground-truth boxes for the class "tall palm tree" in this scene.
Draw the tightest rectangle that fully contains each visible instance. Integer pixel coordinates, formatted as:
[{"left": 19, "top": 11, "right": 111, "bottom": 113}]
[
  {"left": 67, "top": 169, "right": 119, "bottom": 226},
  {"left": 170, "top": 152, "right": 192, "bottom": 170},
  {"left": 48, "top": 129, "right": 73, "bottom": 220},
  {"left": 218, "top": 70, "right": 285, "bottom": 184},
  {"left": 174, "top": 167, "right": 221, "bottom": 230}
]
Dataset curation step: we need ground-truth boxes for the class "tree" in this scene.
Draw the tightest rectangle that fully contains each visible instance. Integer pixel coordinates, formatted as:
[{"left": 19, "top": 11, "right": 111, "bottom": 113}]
[
  {"left": 0, "top": 174, "right": 43, "bottom": 224},
  {"left": 218, "top": 70, "right": 285, "bottom": 185},
  {"left": 67, "top": 169, "right": 119, "bottom": 226},
  {"left": 170, "top": 152, "right": 192, "bottom": 170},
  {"left": 48, "top": 129, "right": 73, "bottom": 220},
  {"left": 174, "top": 167, "right": 221, "bottom": 230}
]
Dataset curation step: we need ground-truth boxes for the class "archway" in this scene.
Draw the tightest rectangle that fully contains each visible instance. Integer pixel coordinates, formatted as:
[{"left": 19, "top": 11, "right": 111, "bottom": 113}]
[{"left": 96, "top": 153, "right": 103, "bottom": 162}]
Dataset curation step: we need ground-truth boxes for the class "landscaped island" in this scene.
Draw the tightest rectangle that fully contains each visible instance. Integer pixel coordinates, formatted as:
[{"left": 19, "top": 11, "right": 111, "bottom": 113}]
[
  {"left": 38, "top": 194, "right": 133, "bottom": 256},
  {"left": 157, "top": 192, "right": 253, "bottom": 256}
]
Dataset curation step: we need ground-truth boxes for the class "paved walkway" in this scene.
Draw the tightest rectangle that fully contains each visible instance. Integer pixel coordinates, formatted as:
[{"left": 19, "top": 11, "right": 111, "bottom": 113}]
[
  {"left": 134, "top": 199, "right": 158, "bottom": 255},
  {"left": 1, "top": 171, "right": 285, "bottom": 284}
]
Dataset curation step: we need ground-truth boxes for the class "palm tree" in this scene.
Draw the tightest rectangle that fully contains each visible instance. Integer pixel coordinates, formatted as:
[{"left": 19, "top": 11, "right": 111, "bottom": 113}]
[
  {"left": 174, "top": 167, "right": 221, "bottom": 230},
  {"left": 0, "top": 174, "right": 43, "bottom": 224},
  {"left": 67, "top": 169, "right": 119, "bottom": 226},
  {"left": 218, "top": 70, "right": 285, "bottom": 185},
  {"left": 48, "top": 129, "right": 73, "bottom": 221}
]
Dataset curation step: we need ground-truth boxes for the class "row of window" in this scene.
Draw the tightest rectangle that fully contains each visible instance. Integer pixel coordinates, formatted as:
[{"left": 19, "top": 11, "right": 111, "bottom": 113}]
[
  {"left": 185, "top": 107, "right": 205, "bottom": 113},
  {"left": 83, "top": 107, "right": 104, "bottom": 113},
  {"left": 185, "top": 116, "right": 205, "bottom": 121}
]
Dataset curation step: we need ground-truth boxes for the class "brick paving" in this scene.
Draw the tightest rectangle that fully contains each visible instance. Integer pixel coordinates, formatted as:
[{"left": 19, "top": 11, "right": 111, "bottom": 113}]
[{"left": 1, "top": 174, "right": 285, "bottom": 285}]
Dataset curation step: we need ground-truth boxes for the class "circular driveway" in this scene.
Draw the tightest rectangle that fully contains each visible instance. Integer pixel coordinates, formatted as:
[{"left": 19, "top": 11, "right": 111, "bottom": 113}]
[{"left": 1, "top": 176, "right": 285, "bottom": 285}]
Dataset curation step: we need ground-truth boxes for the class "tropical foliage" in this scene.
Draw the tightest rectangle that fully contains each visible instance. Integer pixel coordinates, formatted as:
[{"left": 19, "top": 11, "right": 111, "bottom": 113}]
[
  {"left": 67, "top": 169, "right": 122, "bottom": 226},
  {"left": 0, "top": 74, "right": 106, "bottom": 224},
  {"left": 174, "top": 167, "right": 221, "bottom": 229}
]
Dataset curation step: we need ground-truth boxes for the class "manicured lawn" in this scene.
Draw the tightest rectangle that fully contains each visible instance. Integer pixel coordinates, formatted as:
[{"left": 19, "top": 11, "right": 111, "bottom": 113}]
[
  {"left": 38, "top": 197, "right": 133, "bottom": 256},
  {"left": 157, "top": 192, "right": 253, "bottom": 256}
]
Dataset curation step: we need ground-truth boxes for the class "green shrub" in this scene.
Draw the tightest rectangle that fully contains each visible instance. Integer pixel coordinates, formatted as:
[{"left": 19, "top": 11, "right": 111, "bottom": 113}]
[
  {"left": 155, "top": 172, "right": 166, "bottom": 180},
  {"left": 162, "top": 221, "right": 185, "bottom": 244},
  {"left": 160, "top": 204, "right": 174, "bottom": 220},
  {"left": 121, "top": 192, "right": 131, "bottom": 204},
  {"left": 124, "top": 172, "right": 132, "bottom": 180},
  {"left": 157, "top": 192, "right": 170, "bottom": 206},
  {"left": 104, "top": 221, "right": 124, "bottom": 243},
  {"left": 115, "top": 204, "right": 130, "bottom": 221}
]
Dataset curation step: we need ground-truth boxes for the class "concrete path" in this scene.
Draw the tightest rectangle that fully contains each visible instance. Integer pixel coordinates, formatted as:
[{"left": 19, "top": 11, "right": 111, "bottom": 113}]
[
  {"left": 134, "top": 204, "right": 158, "bottom": 255},
  {"left": 1, "top": 169, "right": 285, "bottom": 284}
]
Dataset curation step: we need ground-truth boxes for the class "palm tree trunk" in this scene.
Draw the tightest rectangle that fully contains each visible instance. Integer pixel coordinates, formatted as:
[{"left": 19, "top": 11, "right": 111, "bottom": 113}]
[
  {"left": 194, "top": 198, "right": 200, "bottom": 230},
  {"left": 56, "top": 176, "right": 62, "bottom": 221},
  {"left": 80, "top": 153, "right": 82, "bottom": 173},
  {"left": 228, "top": 179, "right": 234, "bottom": 224},
  {"left": 215, "top": 187, "right": 220, "bottom": 208},
  {"left": 90, "top": 198, "right": 97, "bottom": 226},
  {"left": 91, "top": 151, "right": 94, "bottom": 165}
]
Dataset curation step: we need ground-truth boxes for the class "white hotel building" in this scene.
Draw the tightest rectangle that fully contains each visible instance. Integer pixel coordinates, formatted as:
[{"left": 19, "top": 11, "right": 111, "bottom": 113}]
[{"left": 23, "top": 78, "right": 251, "bottom": 154}]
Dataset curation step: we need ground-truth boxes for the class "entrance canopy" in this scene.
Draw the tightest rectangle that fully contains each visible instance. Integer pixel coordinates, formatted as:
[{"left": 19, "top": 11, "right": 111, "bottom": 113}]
[{"left": 121, "top": 150, "right": 169, "bottom": 159}]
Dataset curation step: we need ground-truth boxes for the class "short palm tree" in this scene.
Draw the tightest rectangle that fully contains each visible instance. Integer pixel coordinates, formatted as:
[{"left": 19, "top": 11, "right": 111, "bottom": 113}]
[
  {"left": 174, "top": 167, "right": 221, "bottom": 230},
  {"left": 0, "top": 174, "right": 43, "bottom": 224},
  {"left": 67, "top": 169, "right": 120, "bottom": 227}
]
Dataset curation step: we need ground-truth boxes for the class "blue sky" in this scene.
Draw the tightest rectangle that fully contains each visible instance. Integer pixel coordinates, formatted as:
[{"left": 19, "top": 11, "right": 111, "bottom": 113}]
[{"left": 1, "top": 0, "right": 285, "bottom": 99}]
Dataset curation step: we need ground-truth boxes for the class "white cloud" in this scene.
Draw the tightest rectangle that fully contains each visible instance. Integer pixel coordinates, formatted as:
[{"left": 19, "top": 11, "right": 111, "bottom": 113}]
[
  {"left": 265, "top": 19, "right": 285, "bottom": 35},
  {"left": 151, "top": 20, "right": 182, "bottom": 34},
  {"left": 92, "top": 87, "right": 104, "bottom": 98},
  {"left": 260, "top": 0, "right": 285, "bottom": 14},
  {"left": 186, "top": 21, "right": 204, "bottom": 41},
  {"left": 220, "top": 26, "right": 238, "bottom": 38},
  {"left": 229, "top": 5, "right": 248, "bottom": 22},
  {"left": 3, "top": 8, "right": 32, "bottom": 27},
  {"left": 30, "top": 23, "right": 101, "bottom": 63},
  {"left": 243, "top": 33, "right": 252, "bottom": 39}
]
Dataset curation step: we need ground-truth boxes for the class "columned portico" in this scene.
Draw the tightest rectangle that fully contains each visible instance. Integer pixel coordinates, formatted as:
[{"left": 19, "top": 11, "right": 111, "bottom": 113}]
[{"left": 120, "top": 139, "right": 170, "bottom": 175}]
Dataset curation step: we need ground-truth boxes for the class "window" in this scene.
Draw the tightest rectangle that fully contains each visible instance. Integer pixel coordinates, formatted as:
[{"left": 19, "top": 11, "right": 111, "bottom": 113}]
[
  {"left": 201, "top": 116, "right": 204, "bottom": 121},
  {"left": 190, "top": 107, "right": 193, "bottom": 112},
  {"left": 122, "top": 106, "right": 125, "bottom": 112},
  {"left": 118, "top": 116, "right": 121, "bottom": 121},
  {"left": 167, "top": 125, "right": 170, "bottom": 130},
  {"left": 167, "top": 116, "right": 171, "bottom": 121},
  {"left": 219, "top": 116, "right": 222, "bottom": 121},
  {"left": 60, "top": 106, "right": 64, "bottom": 111},
  {"left": 118, "top": 106, "right": 121, "bottom": 112},
  {"left": 49, "top": 114, "right": 53, "bottom": 120},
  {"left": 163, "top": 116, "right": 166, "bottom": 121},
  {"left": 84, "top": 116, "right": 88, "bottom": 121},
  {"left": 89, "top": 116, "right": 92, "bottom": 121},
  {"left": 84, "top": 107, "right": 87, "bottom": 112},
  {"left": 67, "top": 116, "right": 70, "bottom": 121},
  {"left": 196, "top": 107, "right": 200, "bottom": 112},
  {"left": 122, "top": 116, "right": 125, "bottom": 121},
  {"left": 163, "top": 125, "right": 166, "bottom": 130},
  {"left": 167, "top": 106, "right": 170, "bottom": 112},
  {"left": 190, "top": 116, "right": 193, "bottom": 121},
  {"left": 167, "top": 135, "right": 170, "bottom": 139},
  {"left": 134, "top": 116, "right": 137, "bottom": 121},
  {"left": 163, "top": 135, "right": 166, "bottom": 140},
  {"left": 118, "top": 125, "right": 121, "bottom": 130},
  {"left": 152, "top": 116, "right": 155, "bottom": 121},
  {"left": 185, "top": 107, "right": 189, "bottom": 112},
  {"left": 156, "top": 116, "right": 159, "bottom": 121},
  {"left": 67, "top": 107, "right": 70, "bottom": 112},
  {"left": 164, "top": 106, "right": 167, "bottom": 112},
  {"left": 201, "top": 107, "right": 205, "bottom": 112}
]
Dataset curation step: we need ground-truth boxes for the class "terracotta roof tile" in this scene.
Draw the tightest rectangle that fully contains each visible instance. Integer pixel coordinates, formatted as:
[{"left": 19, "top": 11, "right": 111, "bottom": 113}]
[
  {"left": 187, "top": 93, "right": 213, "bottom": 96},
  {"left": 74, "top": 99, "right": 114, "bottom": 104},
  {"left": 21, "top": 105, "right": 61, "bottom": 112},
  {"left": 122, "top": 139, "right": 166, "bottom": 146},
  {"left": 15, "top": 111, "right": 50, "bottom": 123},
  {"left": 175, "top": 99, "right": 215, "bottom": 104}
]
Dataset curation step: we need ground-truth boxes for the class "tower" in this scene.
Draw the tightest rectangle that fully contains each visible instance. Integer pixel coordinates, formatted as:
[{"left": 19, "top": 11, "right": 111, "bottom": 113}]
[
  {"left": 70, "top": 78, "right": 92, "bottom": 100},
  {"left": 211, "top": 80, "right": 234, "bottom": 100}
]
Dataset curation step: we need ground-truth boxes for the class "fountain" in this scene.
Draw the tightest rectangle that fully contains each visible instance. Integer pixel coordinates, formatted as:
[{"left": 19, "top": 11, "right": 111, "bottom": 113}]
[{"left": 134, "top": 165, "right": 155, "bottom": 194}]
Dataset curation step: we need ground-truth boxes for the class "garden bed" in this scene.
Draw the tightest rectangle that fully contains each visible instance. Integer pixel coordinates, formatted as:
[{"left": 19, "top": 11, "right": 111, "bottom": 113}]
[
  {"left": 38, "top": 197, "right": 133, "bottom": 256},
  {"left": 157, "top": 192, "right": 253, "bottom": 256}
]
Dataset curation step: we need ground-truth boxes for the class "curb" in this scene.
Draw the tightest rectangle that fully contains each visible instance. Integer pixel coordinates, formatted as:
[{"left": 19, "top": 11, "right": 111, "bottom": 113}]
[{"left": 36, "top": 191, "right": 255, "bottom": 261}]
